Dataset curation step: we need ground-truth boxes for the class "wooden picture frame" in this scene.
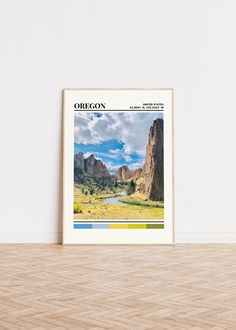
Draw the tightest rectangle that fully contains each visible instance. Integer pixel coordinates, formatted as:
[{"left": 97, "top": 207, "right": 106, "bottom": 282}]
[{"left": 63, "top": 89, "right": 174, "bottom": 244}]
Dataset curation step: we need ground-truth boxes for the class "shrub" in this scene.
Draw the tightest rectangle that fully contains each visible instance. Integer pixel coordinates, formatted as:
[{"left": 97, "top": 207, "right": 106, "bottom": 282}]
[{"left": 74, "top": 203, "right": 82, "bottom": 213}]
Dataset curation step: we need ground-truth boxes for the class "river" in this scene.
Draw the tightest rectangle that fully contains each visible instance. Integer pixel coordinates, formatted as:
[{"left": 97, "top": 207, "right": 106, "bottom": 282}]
[{"left": 102, "top": 191, "right": 128, "bottom": 206}]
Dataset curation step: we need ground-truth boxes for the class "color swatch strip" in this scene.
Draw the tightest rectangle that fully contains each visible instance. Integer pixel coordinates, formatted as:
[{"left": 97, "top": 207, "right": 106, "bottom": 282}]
[{"left": 74, "top": 223, "right": 164, "bottom": 229}]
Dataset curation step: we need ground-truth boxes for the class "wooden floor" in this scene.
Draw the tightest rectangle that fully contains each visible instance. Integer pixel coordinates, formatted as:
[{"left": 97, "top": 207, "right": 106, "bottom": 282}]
[{"left": 0, "top": 244, "right": 235, "bottom": 329}]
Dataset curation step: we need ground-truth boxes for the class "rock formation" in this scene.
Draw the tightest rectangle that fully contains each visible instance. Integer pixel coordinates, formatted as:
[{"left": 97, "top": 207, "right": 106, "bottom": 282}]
[
  {"left": 74, "top": 152, "right": 85, "bottom": 171},
  {"left": 116, "top": 166, "right": 143, "bottom": 183},
  {"left": 131, "top": 168, "right": 143, "bottom": 182},
  {"left": 116, "top": 165, "right": 132, "bottom": 181},
  {"left": 140, "top": 118, "right": 164, "bottom": 201},
  {"left": 84, "top": 154, "right": 110, "bottom": 179},
  {"left": 74, "top": 153, "right": 110, "bottom": 179}
]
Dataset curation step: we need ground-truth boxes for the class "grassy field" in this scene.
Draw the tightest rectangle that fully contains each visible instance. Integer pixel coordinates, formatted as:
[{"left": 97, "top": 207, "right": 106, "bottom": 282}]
[
  {"left": 118, "top": 196, "right": 164, "bottom": 208},
  {"left": 74, "top": 186, "right": 164, "bottom": 220}
]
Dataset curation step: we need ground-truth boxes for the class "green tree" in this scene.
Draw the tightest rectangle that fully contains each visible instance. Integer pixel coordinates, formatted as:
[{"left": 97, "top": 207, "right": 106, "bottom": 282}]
[{"left": 126, "top": 180, "right": 136, "bottom": 195}]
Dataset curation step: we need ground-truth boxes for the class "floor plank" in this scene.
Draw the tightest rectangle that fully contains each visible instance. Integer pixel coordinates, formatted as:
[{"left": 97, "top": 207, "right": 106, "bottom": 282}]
[{"left": 0, "top": 244, "right": 235, "bottom": 329}]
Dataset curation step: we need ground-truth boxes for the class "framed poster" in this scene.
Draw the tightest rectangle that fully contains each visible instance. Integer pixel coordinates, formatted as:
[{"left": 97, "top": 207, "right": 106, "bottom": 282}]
[{"left": 63, "top": 89, "right": 174, "bottom": 244}]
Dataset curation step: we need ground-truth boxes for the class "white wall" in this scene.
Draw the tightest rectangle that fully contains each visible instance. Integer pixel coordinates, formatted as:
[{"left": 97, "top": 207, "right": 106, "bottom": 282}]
[{"left": 0, "top": 0, "right": 235, "bottom": 243}]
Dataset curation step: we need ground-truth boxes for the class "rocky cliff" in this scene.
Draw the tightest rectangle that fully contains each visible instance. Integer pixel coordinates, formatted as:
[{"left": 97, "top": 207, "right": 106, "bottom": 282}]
[
  {"left": 84, "top": 154, "right": 110, "bottom": 179},
  {"left": 131, "top": 168, "right": 143, "bottom": 182},
  {"left": 116, "top": 166, "right": 143, "bottom": 183},
  {"left": 116, "top": 165, "right": 132, "bottom": 181},
  {"left": 140, "top": 118, "right": 164, "bottom": 201},
  {"left": 74, "top": 152, "right": 85, "bottom": 171},
  {"left": 74, "top": 153, "right": 110, "bottom": 179}
]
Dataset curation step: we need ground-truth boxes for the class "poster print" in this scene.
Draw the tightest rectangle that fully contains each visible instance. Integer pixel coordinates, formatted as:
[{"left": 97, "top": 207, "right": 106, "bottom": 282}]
[{"left": 63, "top": 89, "right": 173, "bottom": 244}]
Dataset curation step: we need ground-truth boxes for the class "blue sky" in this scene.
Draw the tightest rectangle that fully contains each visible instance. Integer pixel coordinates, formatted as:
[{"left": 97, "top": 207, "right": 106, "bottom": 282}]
[
  {"left": 74, "top": 139, "right": 144, "bottom": 173},
  {"left": 74, "top": 112, "right": 163, "bottom": 173}
]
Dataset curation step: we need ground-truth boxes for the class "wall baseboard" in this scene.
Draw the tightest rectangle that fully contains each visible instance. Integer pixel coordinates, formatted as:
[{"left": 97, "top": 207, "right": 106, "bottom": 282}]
[
  {"left": 0, "top": 232, "right": 235, "bottom": 244},
  {"left": 176, "top": 233, "right": 236, "bottom": 243},
  {"left": 0, "top": 233, "right": 62, "bottom": 243}
]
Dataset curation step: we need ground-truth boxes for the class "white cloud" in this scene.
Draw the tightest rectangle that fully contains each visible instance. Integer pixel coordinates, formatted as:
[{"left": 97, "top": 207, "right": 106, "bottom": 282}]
[
  {"left": 74, "top": 112, "right": 163, "bottom": 155},
  {"left": 110, "top": 149, "right": 122, "bottom": 154},
  {"left": 124, "top": 154, "right": 132, "bottom": 162},
  {"left": 83, "top": 152, "right": 92, "bottom": 158},
  {"left": 128, "top": 161, "right": 144, "bottom": 170},
  {"left": 94, "top": 152, "right": 118, "bottom": 159},
  {"left": 105, "top": 162, "right": 123, "bottom": 172}
]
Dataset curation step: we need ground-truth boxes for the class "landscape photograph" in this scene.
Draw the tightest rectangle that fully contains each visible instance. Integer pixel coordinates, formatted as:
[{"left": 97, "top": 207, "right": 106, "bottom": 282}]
[{"left": 74, "top": 112, "right": 164, "bottom": 220}]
